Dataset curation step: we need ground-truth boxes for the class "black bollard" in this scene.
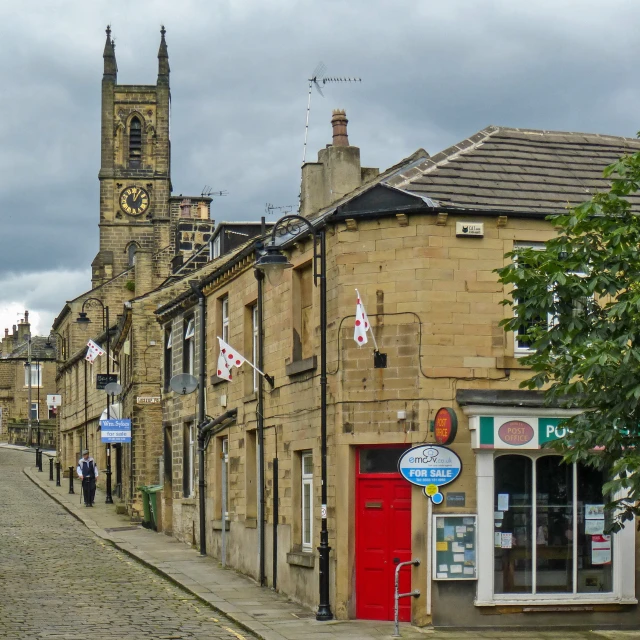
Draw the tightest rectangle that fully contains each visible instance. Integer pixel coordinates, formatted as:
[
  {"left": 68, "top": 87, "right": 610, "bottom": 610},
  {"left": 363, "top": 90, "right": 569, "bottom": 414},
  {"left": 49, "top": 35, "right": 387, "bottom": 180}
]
[
  {"left": 55, "top": 461, "right": 61, "bottom": 487},
  {"left": 68, "top": 467, "right": 75, "bottom": 494},
  {"left": 35, "top": 448, "right": 39, "bottom": 466},
  {"left": 37, "top": 452, "right": 43, "bottom": 473},
  {"left": 49, "top": 457, "right": 54, "bottom": 481}
]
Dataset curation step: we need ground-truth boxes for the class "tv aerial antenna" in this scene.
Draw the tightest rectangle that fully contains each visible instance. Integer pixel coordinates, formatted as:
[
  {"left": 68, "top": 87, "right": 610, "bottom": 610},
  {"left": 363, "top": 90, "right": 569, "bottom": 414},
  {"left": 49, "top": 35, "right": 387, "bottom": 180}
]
[
  {"left": 265, "top": 203, "right": 294, "bottom": 216},
  {"left": 302, "top": 62, "right": 362, "bottom": 165},
  {"left": 201, "top": 186, "right": 229, "bottom": 198}
]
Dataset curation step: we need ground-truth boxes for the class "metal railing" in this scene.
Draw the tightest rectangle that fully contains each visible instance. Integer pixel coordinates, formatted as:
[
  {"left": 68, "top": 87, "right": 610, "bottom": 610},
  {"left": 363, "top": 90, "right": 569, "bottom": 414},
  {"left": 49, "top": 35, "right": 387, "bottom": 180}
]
[{"left": 392, "top": 558, "right": 420, "bottom": 638}]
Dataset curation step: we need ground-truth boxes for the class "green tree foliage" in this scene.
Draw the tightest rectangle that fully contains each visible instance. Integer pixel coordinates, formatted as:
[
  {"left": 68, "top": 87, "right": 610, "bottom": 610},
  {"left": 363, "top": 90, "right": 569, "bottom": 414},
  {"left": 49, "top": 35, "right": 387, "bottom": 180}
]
[{"left": 497, "top": 151, "right": 640, "bottom": 530}]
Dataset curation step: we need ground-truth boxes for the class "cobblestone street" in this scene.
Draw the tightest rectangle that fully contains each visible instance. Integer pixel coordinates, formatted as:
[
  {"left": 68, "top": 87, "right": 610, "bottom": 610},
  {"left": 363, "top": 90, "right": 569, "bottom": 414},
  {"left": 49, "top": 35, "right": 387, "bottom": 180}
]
[{"left": 0, "top": 449, "right": 251, "bottom": 640}]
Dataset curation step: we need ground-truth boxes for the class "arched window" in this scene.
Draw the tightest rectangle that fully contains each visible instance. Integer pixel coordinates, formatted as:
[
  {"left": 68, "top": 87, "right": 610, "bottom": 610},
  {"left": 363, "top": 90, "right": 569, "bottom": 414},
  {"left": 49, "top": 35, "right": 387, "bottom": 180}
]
[
  {"left": 127, "top": 243, "right": 138, "bottom": 266},
  {"left": 129, "top": 116, "right": 142, "bottom": 167}
]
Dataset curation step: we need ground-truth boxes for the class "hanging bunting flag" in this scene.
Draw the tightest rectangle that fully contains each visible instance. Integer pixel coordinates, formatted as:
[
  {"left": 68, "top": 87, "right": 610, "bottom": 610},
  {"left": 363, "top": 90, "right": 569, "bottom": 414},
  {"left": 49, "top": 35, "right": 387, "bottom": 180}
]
[
  {"left": 218, "top": 337, "right": 247, "bottom": 369},
  {"left": 216, "top": 351, "right": 233, "bottom": 381},
  {"left": 354, "top": 289, "right": 371, "bottom": 346},
  {"left": 217, "top": 336, "right": 273, "bottom": 385},
  {"left": 85, "top": 339, "right": 106, "bottom": 363}
]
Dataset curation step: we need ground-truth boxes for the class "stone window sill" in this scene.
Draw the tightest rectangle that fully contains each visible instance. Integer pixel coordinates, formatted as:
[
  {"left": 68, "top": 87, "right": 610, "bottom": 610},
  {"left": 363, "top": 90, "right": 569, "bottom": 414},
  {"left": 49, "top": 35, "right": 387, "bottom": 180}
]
[
  {"left": 496, "top": 356, "right": 531, "bottom": 370},
  {"left": 285, "top": 356, "right": 317, "bottom": 377},
  {"left": 243, "top": 392, "right": 257, "bottom": 404},
  {"left": 244, "top": 518, "right": 257, "bottom": 529},
  {"left": 210, "top": 375, "right": 229, "bottom": 386},
  {"left": 178, "top": 498, "right": 196, "bottom": 506},
  {"left": 286, "top": 551, "right": 315, "bottom": 568},
  {"left": 212, "top": 520, "right": 230, "bottom": 531}
]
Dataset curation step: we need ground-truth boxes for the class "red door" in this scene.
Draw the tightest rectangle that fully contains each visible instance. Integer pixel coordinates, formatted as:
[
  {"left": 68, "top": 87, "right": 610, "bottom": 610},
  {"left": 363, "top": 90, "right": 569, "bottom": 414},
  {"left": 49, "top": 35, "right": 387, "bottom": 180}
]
[{"left": 356, "top": 449, "right": 412, "bottom": 621}]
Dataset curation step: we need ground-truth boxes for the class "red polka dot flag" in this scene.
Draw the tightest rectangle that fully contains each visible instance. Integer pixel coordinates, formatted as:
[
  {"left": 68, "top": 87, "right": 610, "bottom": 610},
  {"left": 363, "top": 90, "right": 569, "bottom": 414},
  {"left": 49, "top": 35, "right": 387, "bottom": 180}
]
[
  {"left": 354, "top": 288, "right": 371, "bottom": 347},
  {"left": 217, "top": 336, "right": 247, "bottom": 381}
]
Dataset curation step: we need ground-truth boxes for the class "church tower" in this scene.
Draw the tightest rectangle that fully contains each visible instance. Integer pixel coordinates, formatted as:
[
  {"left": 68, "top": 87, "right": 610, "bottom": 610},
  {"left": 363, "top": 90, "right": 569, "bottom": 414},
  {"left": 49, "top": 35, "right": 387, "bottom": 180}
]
[{"left": 92, "top": 26, "right": 172, "bottom": 287}]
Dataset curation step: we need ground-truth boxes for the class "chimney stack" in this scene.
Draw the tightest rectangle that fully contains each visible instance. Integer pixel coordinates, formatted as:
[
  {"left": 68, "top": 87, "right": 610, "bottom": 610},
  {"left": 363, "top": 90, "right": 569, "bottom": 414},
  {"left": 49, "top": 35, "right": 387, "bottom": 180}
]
[
  {"left": 331, "top": 109, "right": 349, "bottom": 146},
  {"left": 300, "top": 109, "right": 378, "bottom": 217}
]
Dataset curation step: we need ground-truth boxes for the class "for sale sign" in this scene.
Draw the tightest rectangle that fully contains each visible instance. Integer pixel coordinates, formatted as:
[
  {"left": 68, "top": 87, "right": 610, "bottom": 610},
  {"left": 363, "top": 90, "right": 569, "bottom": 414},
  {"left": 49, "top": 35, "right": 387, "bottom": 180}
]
[{"left": 100, "top": 418, "right": 131, "bottom": 443}]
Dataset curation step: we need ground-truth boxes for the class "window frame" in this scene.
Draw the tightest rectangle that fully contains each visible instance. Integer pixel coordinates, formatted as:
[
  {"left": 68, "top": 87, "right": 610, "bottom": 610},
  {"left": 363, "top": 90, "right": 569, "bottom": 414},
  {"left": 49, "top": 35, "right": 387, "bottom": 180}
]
[
  {"left": 164, "top": 326, "right": 173, "bottom": 391},
  {"left": 475, "top": 447, "right": 636, "bottom": 606},
  {"left": 221, "top": 297, "right": 229, "bottom": 343},
  {"left": 513, "top": 242, "right": 546, "bottom": 356},
  {"left": 252, "top": 304, "right": 259, "bottom": 392},
  {"left": 30, "top": 402, "right": 39, "bottom": 421},
  {"left": 183, "top": 422, "right": 195, "bottom": 498},
  {"left": 128, "top": 116, "right": 142, "bottom": 168},
  {"left": 301, "top": 451, "right": 313, "bottom": 551},
  {"left": 211, "top": 235, "right": 221, "bottom": 260},
  {"left": 183, "top": 317, "right": 195, "bottom": 376},
  {"left": 24, "top": 363, "right": 42, "bottom": 388}
]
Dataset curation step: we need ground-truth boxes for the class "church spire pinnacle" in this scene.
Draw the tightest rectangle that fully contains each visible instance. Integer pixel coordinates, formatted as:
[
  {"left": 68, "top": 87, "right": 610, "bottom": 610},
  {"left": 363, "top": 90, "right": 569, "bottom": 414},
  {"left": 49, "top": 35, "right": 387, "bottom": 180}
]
[
  {"left": 103, "top": 25, "right": 117, "bottom": 80},
  {"left": 157, "top": 25, "right": 170, "bottom": 84}
]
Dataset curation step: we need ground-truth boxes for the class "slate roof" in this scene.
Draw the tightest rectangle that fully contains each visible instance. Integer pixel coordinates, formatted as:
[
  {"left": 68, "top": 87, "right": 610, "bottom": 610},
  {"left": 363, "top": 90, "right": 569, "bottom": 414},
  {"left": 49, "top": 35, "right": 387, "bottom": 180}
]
[
  {"left": 6, "top": 336, "right": 56, "bottom": 360},
  {"left": 386, "top": 125, "right": 640, "bottom": 216}
]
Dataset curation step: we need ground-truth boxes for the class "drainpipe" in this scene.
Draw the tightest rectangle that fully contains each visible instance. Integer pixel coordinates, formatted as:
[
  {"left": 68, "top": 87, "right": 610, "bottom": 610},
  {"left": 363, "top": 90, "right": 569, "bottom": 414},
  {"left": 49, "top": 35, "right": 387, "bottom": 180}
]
[
  {"left": 197, "top": 408, "right": 238, "bottom": 557},
  {"left": 255, "top": 234, "right": 266, "bottom": 587},
  {"left": 190, "top": 281, "right": 207, "bottom": 556}
]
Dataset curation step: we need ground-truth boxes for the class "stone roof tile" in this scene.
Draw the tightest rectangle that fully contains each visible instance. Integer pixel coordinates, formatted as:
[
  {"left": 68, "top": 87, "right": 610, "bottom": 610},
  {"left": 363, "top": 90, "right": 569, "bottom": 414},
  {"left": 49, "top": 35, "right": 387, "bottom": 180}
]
[{"left": 393, "top": 126, "right": 640, "bottom": 214}]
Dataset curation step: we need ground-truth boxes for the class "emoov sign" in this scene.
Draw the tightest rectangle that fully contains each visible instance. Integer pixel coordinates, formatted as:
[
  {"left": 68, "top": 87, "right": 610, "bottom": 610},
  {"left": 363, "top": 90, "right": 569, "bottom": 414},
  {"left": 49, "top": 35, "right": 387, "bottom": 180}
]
[{"left": 398, "top": 445, "right": 462, "bottom": 505}]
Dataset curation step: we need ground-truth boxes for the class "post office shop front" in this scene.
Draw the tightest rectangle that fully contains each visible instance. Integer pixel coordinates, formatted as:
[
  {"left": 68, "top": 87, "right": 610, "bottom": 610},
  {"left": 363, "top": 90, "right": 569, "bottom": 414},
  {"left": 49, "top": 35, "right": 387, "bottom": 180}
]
[{"left": 436, "top": 390, "right": 640, "bottom": 629}]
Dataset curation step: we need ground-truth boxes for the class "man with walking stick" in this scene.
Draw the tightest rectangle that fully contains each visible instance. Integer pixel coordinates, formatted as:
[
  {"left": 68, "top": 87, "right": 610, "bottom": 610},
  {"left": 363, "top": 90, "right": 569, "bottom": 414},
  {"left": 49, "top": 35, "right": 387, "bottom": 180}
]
[{"left": 77, "top": 449, "right": 99, "bottom": 507}]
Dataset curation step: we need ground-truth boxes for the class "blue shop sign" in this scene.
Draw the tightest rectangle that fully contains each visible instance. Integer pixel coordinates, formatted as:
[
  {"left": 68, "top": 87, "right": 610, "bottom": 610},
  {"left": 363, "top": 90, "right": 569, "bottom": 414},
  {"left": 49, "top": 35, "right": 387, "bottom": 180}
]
[
  {"left": 101, "top": 418, "right": 132, "bottom": 443},
  {"left": 398, "top": 445, "right": 462, "bottom": 505}
]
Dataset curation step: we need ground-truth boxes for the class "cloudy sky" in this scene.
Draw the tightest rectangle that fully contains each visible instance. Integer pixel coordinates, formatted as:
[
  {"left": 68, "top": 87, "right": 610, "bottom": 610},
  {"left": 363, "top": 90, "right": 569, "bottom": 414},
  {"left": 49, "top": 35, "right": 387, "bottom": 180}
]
[{"left": 1, "top": 0, "right": 640, "bottom": 335}]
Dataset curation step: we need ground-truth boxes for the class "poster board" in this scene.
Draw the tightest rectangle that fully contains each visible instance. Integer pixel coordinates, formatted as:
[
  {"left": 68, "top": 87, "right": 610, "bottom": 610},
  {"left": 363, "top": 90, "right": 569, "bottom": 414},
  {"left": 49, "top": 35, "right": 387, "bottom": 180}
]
[{"left": 433, "top": 514, "right": 477, "bottom": 580}]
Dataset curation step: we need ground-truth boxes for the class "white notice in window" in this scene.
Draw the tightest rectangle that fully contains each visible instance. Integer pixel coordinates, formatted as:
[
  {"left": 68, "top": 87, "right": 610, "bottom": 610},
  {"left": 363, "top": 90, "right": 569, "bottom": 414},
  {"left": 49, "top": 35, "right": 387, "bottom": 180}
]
[{"left": 497, "top": 493, "right": 509, "bottom": 511}]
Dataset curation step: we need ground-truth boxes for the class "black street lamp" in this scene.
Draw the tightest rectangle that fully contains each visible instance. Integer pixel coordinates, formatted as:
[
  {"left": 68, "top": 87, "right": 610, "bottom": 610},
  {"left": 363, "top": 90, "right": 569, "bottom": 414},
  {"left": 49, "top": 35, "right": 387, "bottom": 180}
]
[
  {"left": 76, "top": 297, "right": 113, "bottom": 504},
  {"left": 255, "top": 214, "right": 333, "bottom": 622}
]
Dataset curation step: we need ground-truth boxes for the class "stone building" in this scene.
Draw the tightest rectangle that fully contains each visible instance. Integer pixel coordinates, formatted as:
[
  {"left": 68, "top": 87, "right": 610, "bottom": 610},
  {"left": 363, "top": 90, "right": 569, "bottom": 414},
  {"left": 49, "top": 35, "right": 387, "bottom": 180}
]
[
  {"left": 55, "top": 27, "right": 215, "bottom": 492},
  {"left": 151, "top": 116, "right": 640, "bottom": 630},
  {"left": 0, "top": 312, "right": 57, "bottom": 447}
]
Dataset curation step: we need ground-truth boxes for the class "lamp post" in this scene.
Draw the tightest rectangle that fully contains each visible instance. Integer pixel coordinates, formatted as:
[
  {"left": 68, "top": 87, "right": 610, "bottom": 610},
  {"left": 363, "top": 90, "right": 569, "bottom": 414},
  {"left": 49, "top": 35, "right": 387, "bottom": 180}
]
[
  {"left": 76, "top": 298, "right": 113, "bottom": 504},
  {"left": 25, "top": 333, "right": 32, "bottom": 448},
  {"left": 254, "top": 214, "right": 333, "bottom": 621},
  {"left": 35, "top": 358, "right": 41, "bottom": 450}
]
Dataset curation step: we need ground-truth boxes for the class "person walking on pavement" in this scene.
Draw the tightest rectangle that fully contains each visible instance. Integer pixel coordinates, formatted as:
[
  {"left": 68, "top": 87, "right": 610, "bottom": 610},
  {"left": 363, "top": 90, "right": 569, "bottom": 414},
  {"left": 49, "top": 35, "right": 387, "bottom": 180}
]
[{"left": 77, "top": 449, "right": 99, "bottom": 507}]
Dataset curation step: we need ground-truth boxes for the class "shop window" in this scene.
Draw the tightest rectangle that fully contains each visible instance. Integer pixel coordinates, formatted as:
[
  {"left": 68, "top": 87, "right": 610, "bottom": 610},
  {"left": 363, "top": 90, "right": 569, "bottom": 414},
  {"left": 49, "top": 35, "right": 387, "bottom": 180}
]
[{"left": 494, "top": 454, "right": 612, "bottom": 596}]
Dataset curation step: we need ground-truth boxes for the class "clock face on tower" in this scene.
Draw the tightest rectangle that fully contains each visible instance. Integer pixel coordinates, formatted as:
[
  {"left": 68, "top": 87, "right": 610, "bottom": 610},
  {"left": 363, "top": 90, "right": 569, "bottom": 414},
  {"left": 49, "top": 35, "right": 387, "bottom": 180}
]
[{"left": 119, "top": 186, "right": 150, "bottom": 216}]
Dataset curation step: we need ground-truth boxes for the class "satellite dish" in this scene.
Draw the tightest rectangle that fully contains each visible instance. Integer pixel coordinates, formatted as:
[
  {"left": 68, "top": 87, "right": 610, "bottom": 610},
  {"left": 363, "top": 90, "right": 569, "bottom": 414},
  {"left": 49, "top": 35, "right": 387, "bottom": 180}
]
[
  {"left": 105, "top": 382, "right": 122, "bottom": 395},
  {"left": 170, "top": 373, "right": 198, "bottom": 395}
]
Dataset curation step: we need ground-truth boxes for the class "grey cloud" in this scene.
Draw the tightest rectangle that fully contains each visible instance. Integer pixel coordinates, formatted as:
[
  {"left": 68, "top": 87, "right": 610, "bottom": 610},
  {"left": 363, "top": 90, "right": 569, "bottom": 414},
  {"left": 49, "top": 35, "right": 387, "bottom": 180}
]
[{"left": 2, "top": 0, "right": 640, "bottom": 285}]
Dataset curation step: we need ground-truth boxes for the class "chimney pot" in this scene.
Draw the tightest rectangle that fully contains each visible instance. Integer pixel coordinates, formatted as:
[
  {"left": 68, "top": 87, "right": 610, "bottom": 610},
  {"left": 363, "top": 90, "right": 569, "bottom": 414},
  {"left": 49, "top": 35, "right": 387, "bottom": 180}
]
[
  {"left": 24, "top": 310, "right": 29, "bottom": 322},
  {"left": 331, "top": 109, "right": 349, "bottom": 147}
]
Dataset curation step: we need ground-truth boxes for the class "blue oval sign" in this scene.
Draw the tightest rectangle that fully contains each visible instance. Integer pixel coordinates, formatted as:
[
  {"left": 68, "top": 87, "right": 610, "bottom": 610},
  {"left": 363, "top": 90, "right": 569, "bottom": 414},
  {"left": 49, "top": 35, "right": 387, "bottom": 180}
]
[{"left": 398, "top": 445, "right": 462, "bottom": 501}]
